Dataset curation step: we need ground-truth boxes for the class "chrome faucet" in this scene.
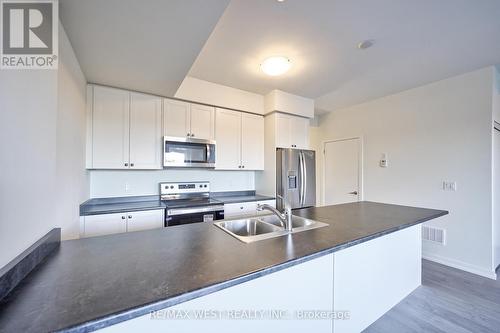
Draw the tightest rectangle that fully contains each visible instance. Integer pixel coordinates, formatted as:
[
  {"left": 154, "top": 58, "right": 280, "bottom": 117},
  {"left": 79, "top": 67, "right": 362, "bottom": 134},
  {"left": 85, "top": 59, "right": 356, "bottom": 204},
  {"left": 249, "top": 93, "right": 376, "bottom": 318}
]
[{"left": 257, "top": 195, "right": 293, "bottom": 231}]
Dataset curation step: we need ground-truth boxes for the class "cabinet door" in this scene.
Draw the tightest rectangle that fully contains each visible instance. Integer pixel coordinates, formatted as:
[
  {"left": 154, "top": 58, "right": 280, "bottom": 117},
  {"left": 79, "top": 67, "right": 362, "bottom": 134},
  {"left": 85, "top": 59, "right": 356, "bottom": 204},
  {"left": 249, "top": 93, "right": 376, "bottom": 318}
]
[
  {"left": 164, "top": 98, "right": 190, "bottom": 138},
  {"left": 83, "top": 213, "right": 127, "bottom": 238},
  {"left": 129, "top": 93, "right": 162, "bottom": 169},
  {"left": 290, "top": 116, "right": 309, "bottom": 149},
  {"left": 224, "top": 202, "right": 258, "bottom": 219},
  {"left": 241, "top": 113, "right": 264, "bottom": 170},
  {"left": 92, "top": 86, "right": 130, "bottom": 169},
  {"left": 215, "top": 108, "right": 241, "bottom": 170},
  {"left": 190, "top": 104, "right": 215, "bottom": 140},
  {"left": 275, "top": 113, "right": 291, "bottom": 148},
  {"left": 126, "top": 210, "right": 164, "bottom": 232}
]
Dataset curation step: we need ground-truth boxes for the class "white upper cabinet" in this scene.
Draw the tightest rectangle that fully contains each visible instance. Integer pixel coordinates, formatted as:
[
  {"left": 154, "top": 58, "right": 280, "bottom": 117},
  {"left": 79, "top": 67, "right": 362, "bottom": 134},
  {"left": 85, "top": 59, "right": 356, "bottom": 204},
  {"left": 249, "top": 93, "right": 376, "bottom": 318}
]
[
  {"left": 275, "top": 113, "right": 309, "bottom": 149},
  {"left": 290, "top": 116, "right": 309, "bottom": 149},
  {"left": 129, "top": 92, "right": 162, "bottom": 169},
  {"left": 92, "top": 86, "right": 130, "bottom": 169},
  {"left": 215, "top": 108, "right": 264, "bottom": 170},
  {"left": 163, "top": 98, "right": 215, "bottom": 140},
  {"left": 163, "top": 99, "right": 190, "bottom": 138},
  {"left": 88, "top": 85, "right": 162, "bottom": 170},
  {"left": 215, "top": 109, "right": 241, "bottom": 169},
  {"left": 241, "top": 113, "right": 264, "bottom": 170},
  {"left": 190, "top": 104, "right": 215, "bottom": 140}
]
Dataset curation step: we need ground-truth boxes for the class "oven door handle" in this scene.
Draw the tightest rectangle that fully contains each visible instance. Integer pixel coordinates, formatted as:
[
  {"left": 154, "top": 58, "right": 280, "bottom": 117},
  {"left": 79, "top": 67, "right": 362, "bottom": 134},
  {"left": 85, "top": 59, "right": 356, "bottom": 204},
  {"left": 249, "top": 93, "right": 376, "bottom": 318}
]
[{"left": 167, "top": 205, "right": 224, "bottom": 216}]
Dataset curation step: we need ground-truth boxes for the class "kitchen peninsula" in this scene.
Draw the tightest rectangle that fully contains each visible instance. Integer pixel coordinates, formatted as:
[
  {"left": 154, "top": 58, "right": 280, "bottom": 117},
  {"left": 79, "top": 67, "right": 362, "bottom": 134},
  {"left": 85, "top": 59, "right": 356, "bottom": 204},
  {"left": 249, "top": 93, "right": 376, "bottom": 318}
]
[{"left": 0, "top": 202, "right": 447, "bottom": 332}]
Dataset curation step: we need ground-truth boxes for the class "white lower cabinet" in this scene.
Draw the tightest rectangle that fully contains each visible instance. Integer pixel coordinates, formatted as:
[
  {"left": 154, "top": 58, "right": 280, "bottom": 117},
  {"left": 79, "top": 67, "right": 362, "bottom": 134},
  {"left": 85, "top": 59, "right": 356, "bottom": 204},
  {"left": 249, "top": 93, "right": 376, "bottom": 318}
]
[
  {"left": 82, "top": 209, "right": 164, "bottom": 238},
  {"left": 98, "top": 253, "right": 335, "bottom": 333},
  {"left": 126, "top": 210, "right": 164, "bottom": 232},
  {"left": 224, "top": 200, "right": 275, "bottom": 219},
  {"left": 82, "top": 213, "right": 128, "bottom": 238}
]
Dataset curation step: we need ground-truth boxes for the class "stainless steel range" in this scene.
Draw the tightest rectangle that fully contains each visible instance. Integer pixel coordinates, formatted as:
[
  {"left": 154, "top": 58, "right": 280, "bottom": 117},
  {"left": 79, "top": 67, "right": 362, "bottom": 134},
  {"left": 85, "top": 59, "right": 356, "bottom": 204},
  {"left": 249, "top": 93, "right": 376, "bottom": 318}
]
[{"left": 160, "top": 182, "right": 224, "bottom": 227}]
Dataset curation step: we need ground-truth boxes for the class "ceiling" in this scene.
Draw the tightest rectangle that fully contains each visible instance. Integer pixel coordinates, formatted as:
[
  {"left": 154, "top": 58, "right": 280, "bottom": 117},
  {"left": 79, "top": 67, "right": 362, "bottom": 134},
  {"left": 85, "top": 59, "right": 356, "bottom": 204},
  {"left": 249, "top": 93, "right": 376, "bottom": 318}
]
[
  {"left": 60, "top": 0, "right": 500, "bottom": 114},
  {"left": 188, "top": 0, "right": 500, "bottom": 113},
  {"left": 59, "top": 0, "right": 230, "bottom": 97}
]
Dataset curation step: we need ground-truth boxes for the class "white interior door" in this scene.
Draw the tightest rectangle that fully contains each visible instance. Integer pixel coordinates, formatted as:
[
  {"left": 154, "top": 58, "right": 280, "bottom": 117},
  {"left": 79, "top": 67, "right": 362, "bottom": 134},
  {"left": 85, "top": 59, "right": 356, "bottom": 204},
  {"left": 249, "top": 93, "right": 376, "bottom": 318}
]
[
  {"left": 324, "top": 138, "right": 361, "bottom": 205},
  {"left": 129, "top": 92, "right": 162, "bottom": 169}
]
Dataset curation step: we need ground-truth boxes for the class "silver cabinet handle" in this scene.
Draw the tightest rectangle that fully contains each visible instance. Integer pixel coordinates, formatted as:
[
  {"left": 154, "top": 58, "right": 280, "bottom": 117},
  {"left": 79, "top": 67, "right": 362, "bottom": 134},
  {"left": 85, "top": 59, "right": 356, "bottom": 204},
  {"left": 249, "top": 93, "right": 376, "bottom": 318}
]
[
  {"left": 348, "top": 191, "right": 358, "bottom": 195},
  {"left": 124, "top": 163, "right": 128, "bottom": 167},
  {"left": 121, "top": 216, "right": 126, "bottom": 219},
  {"left": 130, "top": 163, "right": 134, "bottom": 167},
  {"left": 191, "top": 133, "right": 195, "bottom": 137},
  {"left": 187, "top": 133, "right": 190, "bottom": 137},
  {"left": 128, "top": 215, "right": 132, "bottom": 219}
]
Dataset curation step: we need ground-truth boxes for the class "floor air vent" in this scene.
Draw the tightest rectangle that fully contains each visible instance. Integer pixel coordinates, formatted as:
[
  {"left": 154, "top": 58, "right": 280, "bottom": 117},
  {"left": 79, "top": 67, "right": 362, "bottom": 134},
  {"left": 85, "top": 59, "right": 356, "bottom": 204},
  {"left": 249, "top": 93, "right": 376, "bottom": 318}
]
[{"left": 422, "top": 225, "right": 445, "bottom": 245}]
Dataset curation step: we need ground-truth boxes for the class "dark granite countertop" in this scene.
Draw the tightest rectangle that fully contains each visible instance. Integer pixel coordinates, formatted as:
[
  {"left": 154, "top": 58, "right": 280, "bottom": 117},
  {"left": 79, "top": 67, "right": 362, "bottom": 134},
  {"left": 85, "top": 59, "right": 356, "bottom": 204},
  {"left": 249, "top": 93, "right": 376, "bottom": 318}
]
[
  {"left": 0, "top": 202, "right": 447, "bottom": 332},
  {"left": 80, "top": 192, "right": 275, "bottom": 216}
]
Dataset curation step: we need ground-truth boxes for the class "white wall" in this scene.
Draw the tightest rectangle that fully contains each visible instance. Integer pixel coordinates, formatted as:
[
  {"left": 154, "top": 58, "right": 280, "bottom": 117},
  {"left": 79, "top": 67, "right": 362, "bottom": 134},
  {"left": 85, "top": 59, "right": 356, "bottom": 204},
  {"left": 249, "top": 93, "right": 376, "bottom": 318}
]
[
  {"left": 0, "top": 62, "right": 58, "bottom": 267},
  {"left": 56, "top": 23, "right": 89, "bottom": 240},
  {"left": 0, "top": 22, "right": 89, "bottom": 268},
  {"left": 313, "top": 67, "right": 496, "bottom": 278},
  {"left": 175, "top": 76, "right": 264, "bottom": 114},
  {"left": 89, "top": 170, "right": 255, "bottom": 198}
]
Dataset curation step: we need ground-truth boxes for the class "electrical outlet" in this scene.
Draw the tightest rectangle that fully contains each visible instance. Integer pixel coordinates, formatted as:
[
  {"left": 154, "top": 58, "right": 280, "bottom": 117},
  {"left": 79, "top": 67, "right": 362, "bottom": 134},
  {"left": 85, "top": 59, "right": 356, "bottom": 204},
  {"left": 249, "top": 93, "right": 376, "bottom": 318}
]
[{"left": 442, "top": 181, "right": 457, "bottom": 191}]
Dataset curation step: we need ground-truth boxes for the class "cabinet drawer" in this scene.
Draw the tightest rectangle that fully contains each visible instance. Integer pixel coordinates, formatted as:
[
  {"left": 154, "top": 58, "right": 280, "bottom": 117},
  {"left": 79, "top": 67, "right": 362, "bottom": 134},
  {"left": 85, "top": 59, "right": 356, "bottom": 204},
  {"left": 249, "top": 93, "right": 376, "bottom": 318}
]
[{"left": 224, "top": 202, "right": 258, "bottom": 218}]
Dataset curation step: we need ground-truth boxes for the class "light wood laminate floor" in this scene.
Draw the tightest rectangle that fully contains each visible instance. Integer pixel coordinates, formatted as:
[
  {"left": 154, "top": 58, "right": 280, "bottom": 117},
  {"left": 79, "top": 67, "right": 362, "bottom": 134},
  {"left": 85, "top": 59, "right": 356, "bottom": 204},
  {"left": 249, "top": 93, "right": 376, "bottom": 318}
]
[{"left": 365, "top": 259, "right": 500, "bottom": 333}]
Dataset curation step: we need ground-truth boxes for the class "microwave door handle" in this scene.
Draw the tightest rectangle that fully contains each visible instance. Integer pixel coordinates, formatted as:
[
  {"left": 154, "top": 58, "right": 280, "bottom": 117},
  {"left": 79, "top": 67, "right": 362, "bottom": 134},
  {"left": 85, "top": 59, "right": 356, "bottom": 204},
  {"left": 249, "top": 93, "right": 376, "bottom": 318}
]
[{"left": 206, "top": 144, "right": 211, "bottom": 162}]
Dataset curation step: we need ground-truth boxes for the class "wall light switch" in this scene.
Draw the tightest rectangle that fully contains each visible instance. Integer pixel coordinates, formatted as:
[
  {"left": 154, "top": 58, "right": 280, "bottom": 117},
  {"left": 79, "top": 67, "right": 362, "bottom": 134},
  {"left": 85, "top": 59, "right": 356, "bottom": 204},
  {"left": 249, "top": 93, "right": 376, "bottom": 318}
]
[{"left": 379, "top": 153, "right": 388, "bottom": 168}]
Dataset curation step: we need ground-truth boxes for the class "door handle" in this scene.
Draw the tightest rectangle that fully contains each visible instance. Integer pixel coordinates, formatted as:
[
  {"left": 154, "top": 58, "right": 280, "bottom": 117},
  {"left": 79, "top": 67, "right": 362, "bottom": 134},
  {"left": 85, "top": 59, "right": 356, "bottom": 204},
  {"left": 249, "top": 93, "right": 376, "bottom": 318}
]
[{"left": 348, "top": 191, "right": 358, "bottom": 195}]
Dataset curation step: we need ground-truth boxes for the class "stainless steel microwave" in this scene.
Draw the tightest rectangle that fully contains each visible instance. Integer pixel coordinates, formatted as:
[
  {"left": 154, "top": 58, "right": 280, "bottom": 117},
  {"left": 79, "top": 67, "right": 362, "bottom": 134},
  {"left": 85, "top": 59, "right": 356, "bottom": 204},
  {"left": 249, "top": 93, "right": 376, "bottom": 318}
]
[{"left": 163, "top": 136, "right": 216, "bottom": 168}]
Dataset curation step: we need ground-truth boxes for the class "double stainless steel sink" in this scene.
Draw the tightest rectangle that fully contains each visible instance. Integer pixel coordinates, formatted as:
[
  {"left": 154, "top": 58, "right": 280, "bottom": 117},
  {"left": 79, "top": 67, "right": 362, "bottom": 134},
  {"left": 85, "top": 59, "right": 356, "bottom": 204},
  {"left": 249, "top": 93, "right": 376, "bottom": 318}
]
[{"left": 214, "top": 214, "right": 328, "bottom": 243}]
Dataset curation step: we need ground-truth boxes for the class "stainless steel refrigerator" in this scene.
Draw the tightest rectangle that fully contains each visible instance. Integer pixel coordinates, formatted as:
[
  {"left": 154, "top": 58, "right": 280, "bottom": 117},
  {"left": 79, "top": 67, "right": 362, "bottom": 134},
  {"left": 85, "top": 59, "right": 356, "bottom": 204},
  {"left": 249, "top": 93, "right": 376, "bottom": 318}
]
[{"left": 276, "top": 148, "right": 316, "bottom": 210}]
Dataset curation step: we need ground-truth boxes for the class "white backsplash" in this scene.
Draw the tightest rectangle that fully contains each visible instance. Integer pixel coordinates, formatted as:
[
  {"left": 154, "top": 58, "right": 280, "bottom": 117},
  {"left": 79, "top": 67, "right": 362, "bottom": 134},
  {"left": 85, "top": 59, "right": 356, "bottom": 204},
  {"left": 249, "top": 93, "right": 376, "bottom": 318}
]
[{"left": 89, "top": 169, "right": 255, "bottom": 198}]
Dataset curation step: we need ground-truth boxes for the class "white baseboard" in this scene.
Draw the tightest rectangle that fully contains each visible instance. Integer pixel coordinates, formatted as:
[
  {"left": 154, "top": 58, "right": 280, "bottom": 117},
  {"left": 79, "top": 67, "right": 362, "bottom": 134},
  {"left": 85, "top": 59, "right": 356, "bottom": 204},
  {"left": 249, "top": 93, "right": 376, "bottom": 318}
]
[{"left": 423, "top": 253, "right": 497, "bottom": 280}]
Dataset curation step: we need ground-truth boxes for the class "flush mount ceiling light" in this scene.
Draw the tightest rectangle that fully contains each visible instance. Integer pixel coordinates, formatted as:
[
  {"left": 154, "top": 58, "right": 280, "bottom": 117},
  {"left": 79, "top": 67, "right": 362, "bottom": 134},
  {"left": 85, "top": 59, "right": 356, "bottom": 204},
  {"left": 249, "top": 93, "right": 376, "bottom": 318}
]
[{"left": 260, "top": 56, "right": 292, "bottom": 76}]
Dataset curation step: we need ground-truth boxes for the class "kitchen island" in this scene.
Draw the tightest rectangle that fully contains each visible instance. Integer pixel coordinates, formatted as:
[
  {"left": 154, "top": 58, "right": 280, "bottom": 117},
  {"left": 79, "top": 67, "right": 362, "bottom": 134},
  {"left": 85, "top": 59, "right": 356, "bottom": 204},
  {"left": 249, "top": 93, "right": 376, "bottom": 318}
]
[{"left": 0, "top": 202, "right": 447, "bottom": 332}]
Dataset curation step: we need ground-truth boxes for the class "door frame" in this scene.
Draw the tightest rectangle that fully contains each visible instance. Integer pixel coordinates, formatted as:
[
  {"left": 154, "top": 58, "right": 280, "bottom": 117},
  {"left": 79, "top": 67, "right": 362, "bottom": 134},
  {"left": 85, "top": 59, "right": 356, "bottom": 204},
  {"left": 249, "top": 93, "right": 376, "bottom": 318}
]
[{"left": 322, "top": 136, "right": 364, "bottom": 206}]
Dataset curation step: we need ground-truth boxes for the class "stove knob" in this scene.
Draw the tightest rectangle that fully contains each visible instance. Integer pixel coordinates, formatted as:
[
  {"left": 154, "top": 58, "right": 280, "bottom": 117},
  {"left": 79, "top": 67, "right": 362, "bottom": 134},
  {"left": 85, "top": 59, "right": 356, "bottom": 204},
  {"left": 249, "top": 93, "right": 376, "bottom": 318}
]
[
  {"left": 204, "top": 185, "right": 207, "bottom": 188},
  {"left": 199, "top": 185, "right": 203, "bottom": 188},
  {"left": 170, "top": 186, "right": 174, "bottom": 189}
]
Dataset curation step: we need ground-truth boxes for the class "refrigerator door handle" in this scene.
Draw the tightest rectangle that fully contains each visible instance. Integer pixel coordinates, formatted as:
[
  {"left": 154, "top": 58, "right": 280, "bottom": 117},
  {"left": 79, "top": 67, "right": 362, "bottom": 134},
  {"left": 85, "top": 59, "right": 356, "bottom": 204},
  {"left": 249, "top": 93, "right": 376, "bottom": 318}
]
[
  {"left": 299, "top": 151, "right": 305, "bottom": 206},
  {"left": 302, "top": 151, "right": 307, "bottom": 206}
]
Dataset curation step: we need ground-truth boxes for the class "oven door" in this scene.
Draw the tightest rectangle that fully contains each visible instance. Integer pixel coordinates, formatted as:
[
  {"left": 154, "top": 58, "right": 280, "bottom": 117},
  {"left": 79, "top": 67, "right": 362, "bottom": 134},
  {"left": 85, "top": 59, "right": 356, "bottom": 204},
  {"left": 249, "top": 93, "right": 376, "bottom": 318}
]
[
  {"left": 165, "top": 206, "right": 224, "bottom": 227},
  {"left": 164, "top": 136, "right": 216, "bottom": 168}
]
